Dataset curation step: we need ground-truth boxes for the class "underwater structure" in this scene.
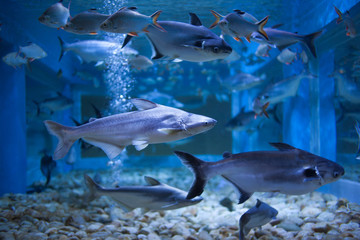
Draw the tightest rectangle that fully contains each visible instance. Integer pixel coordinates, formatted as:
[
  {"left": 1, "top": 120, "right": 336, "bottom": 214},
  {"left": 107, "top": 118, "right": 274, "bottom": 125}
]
[{"left": 0, "top": 0, "right": 360, "bottom": 239}]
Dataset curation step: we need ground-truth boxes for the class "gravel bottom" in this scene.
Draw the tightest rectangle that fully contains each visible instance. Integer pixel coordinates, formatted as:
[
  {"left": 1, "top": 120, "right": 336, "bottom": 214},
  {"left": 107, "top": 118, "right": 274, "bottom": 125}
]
[{"left": 0, "top": 168, "right": 359, "bottom": 240}]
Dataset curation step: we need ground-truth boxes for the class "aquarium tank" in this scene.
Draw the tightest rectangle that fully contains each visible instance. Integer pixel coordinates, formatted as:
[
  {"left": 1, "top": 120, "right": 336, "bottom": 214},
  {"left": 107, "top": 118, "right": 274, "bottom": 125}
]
[{"left": 1, "top": 0, "right": 360, "bottom": 239}]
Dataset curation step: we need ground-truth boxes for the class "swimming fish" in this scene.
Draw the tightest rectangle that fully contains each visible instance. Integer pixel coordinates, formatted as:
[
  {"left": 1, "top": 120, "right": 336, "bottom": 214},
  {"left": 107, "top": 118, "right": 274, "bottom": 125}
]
[
  {"left": 2, "top": 52, "right": 27, "bottom": 68},
  {"left": 123, "top": 13, "right": 232, "bottom": 62},
  {"left": 38, "top": 0, "right": 70, "bottom": 29},
  {"left": 219, "top": 197, "right": 233, "bottom": 211},
  {"left": 239, "top": 199, "right": 278, "bottom": 240},
  {"left": 40, "top": 152, "right": 57, "bottom": 186},
  {"left": 84, "top": 174, "right": 203, "bottom": 211},
  {"left": 209, "top": 10, "right": 269, "bottom": 42},
  {"left": 252, "top": 71, "right": 316, "bottom": 115},
  {"left": 58, "top": 37, "right": 121, "bottom": 63},
  {"left": 128, "top": 54, "right": 154, "bottom": 70},
  {"left": 251, "top": 25, "right": 322, "bottom": 58},
  {"left": 19, "top": 43, "right": 47, "bottom": 60},
  {"left": 100, "top": 7, "right": 164, "bottom": 35},
  {"left": 331, "top": 69, "right": 360, "bottom": 104},
  {"left": 225, "top": 107, "right": 264, "bottom": 132},
  {"left": 174, "top": 142, "right": 344, "bottom": 203},
  {"left": 63, "top": 9, "right": 109, "bottom": 35},
  {"left": 138, "top": 89, "right": 184, "bottom": 108},
  {"left": 33, "top": 92, "right": 73, "bottom": 115},
  {"left": 276, "top": 48, "right": 297, "bottom": 65},
  {"left": 44, "top": 98, "right": 216, "bottom": 160},
  {"left": 355, "top": 121, "right": 360, "bottom": 160},
  {"left": 334, "top": 6, "right": 357, "bottom": 38},
  {"left": 255, "top": 44, "right": 271, "bottom": 57},
  {"left": 220, "top": 72, "right": 265, "bottom": 92}
]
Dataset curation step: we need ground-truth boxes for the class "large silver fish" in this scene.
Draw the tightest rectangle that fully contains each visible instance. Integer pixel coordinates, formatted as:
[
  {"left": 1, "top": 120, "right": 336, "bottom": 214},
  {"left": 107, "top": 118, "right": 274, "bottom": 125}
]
[
  {"left": 174, "top": 142, "right": 344, "bottom": 203},
  {"left": 100, "top": 7, "right": 164, "bottom": 35},
  {"left": 251, "top": 25, "right": 322, "bottom": 58},
  {"left": 225, "top": 107, "right": 264, "bottom": 132},
  {"left": 209, "top": 10, "right": 269, "bottom": 42},
  {"left": 38, "top": 0, "right": 70, "bottom": 29},
  {"left": 19, "top": 43, "right": 47, "bottom": 60},
  {"left": 44, "top": 98, "right": 216, "bottom": 160},
  {"left": 34, "top": 93, "right": 73, "bottom": 115},
  {"left": 63, "top": 9, "right": 109, "bottom": 35},
  {"left": 334, "top": 6, "right": 357, "bottom": 38},
  {"left": 84, "top": 174, "right": 203, "bottom": 211},
  {"left": 58, "top": 37, "right": 121, "bottom": 63},
  {"left": 123, "top": 13, "right": 232, "bottom": 62},
  {"left": 128, "top": 54, "right": 154, "bottom": 70},
  {"left": 239, "top": 199, "right": 278, "bottom": 240}
]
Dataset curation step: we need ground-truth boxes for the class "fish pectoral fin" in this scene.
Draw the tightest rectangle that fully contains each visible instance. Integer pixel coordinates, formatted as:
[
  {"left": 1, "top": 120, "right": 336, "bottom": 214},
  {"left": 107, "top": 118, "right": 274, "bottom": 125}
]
[
  {"left": 161, "top": 202, "right": 178, "bottom": 209},
  {"left": 182, "top": 44, "right": 202, "bottom": 51},
  {"left": 128, "top": 32, "right": 138, "bottom": 37},
  {"left": 82, "top": 138, "right": 125, "bottom": 159},
  {"left": 221, "top": 175, "right": 253, "bottom": 204},
  {"left": 172, "top": 58, "right": 183, "bottom": 63},
  {"left": 132, "top": 140, "right": 149, "bottom": 151},
  {"left": 116, "top": 202, "right": 135, "bottom": 212},
  {"left": 157, "top": 128, "right": 182, "bottom": 135}
]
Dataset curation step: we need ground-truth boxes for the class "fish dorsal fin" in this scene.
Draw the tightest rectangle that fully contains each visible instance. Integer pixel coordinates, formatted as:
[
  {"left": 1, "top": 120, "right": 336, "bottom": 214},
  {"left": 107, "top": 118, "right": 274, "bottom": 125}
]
[
  {"left": 118, "top": 7, "right": 127, "bottom": 11},
  {"left": 144, "top": 176, "right": 161, "bottom": 186},
  {"left": 127, "top": 6, "right": 137, "bottom": 11},
  {"left": 189, "top": 13, "right": 202, "bottom": 26},
  {"left": 89, "top": 117, "right": 97, "bottom": 122},
  {"left": 269, "top": 142, "right": 296, "bottom": 151},
  {"left": 256, "top": 199, "right": 262, "bottom": 208},
  {"left": 233, "top": 9, "right": 245, "bottom": 15},
  {"left": 88, "top": 8, "right": 97, "bottom": 12},
  {"left": 222, "top": 151, "right": 232, "bottom": 158},
  {"left": 131, "top": 98, "right": 157, "bottom": 110},
  {"left": 271, "top": 23, "right": 283, "bottom": 29}
]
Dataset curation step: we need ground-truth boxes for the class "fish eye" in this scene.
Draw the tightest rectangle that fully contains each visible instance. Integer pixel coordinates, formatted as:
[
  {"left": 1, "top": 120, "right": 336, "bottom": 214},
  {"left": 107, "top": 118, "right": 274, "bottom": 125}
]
[
  {"left": 102, "top": 23, "right": 107, "bottom": 27},
  {"left": 213, "top": 47, "right": 219, "bottom": 53},
  {"left": 333, "top": 171, "right": 340, "bottom": 178}
]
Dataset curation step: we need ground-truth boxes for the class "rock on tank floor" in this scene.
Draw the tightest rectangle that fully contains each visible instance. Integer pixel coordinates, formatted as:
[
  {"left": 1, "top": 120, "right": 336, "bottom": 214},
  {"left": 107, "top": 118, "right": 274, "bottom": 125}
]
[{"left": 0, "top": 168, "right": 359, "bottom": 240}]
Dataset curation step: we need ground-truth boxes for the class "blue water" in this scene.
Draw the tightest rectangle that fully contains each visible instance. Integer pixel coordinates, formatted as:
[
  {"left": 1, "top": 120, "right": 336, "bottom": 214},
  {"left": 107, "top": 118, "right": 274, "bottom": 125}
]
[{"left": 0, "top": 0, "right": 360, "bottom": 204}]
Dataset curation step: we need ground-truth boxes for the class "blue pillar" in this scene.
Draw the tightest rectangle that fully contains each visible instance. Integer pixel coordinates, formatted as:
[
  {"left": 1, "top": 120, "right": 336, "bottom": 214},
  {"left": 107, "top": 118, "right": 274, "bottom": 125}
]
[{"left": 0, "top": 48, "right": 27, "bottom": 195}]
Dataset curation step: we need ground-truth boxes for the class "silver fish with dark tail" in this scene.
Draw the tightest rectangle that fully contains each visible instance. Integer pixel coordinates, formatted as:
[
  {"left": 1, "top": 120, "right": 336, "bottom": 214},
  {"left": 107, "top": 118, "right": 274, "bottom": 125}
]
[
  {"left": 122, "top": 13, "right": 232, "bottom": 62},
  {"left": 239, "top": 199, "right": 278, "bottom": 240},
  {"left": 84, "top": 174, "right": 203, "bottom": 211},
  {"left": 38, "top": 0, "right": 70, "bottom": 29},
  {"left": 44, "top": 99, "right": 216, "bottom": 160},
  {"left": 174, "top": 142, "right": 344, "bottom": 203}
]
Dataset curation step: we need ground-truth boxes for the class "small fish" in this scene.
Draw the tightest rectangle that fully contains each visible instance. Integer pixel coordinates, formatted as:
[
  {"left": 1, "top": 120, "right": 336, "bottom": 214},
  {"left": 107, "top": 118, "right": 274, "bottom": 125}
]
[
  {"left": 38, "top": 0, "right": 70, "bottom": 29},
  {"left": 44, "top": 98, "right": 216, "bottom": 160},
  {"left": 19, "top": 43, "right": 47, "bottom": 60},
  {"left": 355, "top": 121, "right": 360, "bottom": 160},
  {"left": 255, "top": 44, "right": 271, "bottom": 57},
  {"left": 223, "top": 50, "right": 241, "bottom": 63},
  {"left": 252, "top": 71, "right": 316, "bottom": 115},
  {"left": 128, "top": 54, "right": 154, "bottom": 70},
  {"left": 331, "top": 69, "right": 360, "bottom": 104},
  {"left": 2, "top": 52, "right": 27, "bottom": 68},
  {"left": 84, "top": 174, "right": 203, "bottom": 211},
  {"left": 239, "top": 199, "right": 278, "bottom": 240},
  {"left": 123, "top": 13, "right": 232, "bottom": 62},
  {"left": 100, "top": 7, "right": 165, "bottom": 35},
  {"left": 33, "top": 92, "right": 73, "bottom": 115},
  {"left": 334, "top": 6, "right": 357, "bottom": 38},
  {"left": 251, "top": 25, "right": 322, "bottom": 58},
  {"left": 40, "top": 152, "right": 57, "bottom": 186},
  {"left": 300, "top": 50, "right": 308, "bottom": 64},
  {"left": 220, "top": 72, "right": 265, "bottom": 92},
  {"left": 58, "top": 37, "right": 121, "bottom": 63},
  {"left": 209, "top": 10, "right": 269, "bottom": 42},
  {"left": 63, "top": 9, "right": 110, "bottom": 35},
  {"left": 174, "top": 142, "right": 344, "bottom": 203},
  {"left": 138, "top": 89, "right": 184, "bottom": 108},
  {"left": 225, "top": 107, "right": 264, "bottom": 132},
  {"left": 220, "top": 197, "right": 233, "bottom": 211},
  {"left": 73, "top": 70, "right": 100, "bottom": 88},
  {"left": 276, "top": 48, "right": 297, "bottom": 65}
]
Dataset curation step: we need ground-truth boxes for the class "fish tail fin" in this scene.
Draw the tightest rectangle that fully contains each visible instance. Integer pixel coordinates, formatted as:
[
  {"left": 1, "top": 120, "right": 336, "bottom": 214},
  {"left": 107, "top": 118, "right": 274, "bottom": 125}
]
[
  {"left": 334, "top": 5, "right": 343, "bottom": 23},
  {"left": 174, "top": 151, "right": 209, "bottom": 199},
  {"left": 256, "top": 16, "right": 269, "bottom": 41},
  {"left": 121, "top": 34, "right": 133, "bottom": 49},
  {"left": 44, "top": 120, "right": 77, "bottom": 160},
  {"left": 302, "top": 30, "right": 323, "bottom": 58},
  {"left": 150, "top": 10, "right": 166, "bottom": 32},
  {"left": 84, "top": 174, "right": 102, "bottom": 201},
  {"left": 255, "top": 101, "right": 270, "bottom": 119},
  {"left": 58, "top": 36, "right": 66, "bottom": 62},
  {"left": 209, "top": 10, "right": 222, "bottom": 29}
]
